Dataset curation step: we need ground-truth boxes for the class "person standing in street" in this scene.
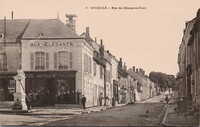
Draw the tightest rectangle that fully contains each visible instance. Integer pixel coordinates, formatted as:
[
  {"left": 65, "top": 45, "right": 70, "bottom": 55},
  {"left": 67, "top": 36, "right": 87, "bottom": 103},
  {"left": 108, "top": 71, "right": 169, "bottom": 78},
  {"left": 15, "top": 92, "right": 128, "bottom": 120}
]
[
  {"left": 99, "top": 93, "right": 103, "bottom": 106},
  {"left": 165, "top": 95, "right": 169, "bottom": 104},
  {"left": 25, "top": 93, "right": 31, "bottom": 110},
  {"left": 81, "top": 95, "right": 86, "bottom": 109}
]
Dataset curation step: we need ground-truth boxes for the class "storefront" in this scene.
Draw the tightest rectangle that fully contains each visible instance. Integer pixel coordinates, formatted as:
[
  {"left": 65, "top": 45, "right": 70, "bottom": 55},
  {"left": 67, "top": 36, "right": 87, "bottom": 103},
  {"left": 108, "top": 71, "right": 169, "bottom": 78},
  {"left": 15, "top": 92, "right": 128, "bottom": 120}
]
[
  {"left": 24, "top": 71, "right": 77, "bottom": 107},
  {"left": 0, "top": 72, "right": 16, "bottom": 101}
]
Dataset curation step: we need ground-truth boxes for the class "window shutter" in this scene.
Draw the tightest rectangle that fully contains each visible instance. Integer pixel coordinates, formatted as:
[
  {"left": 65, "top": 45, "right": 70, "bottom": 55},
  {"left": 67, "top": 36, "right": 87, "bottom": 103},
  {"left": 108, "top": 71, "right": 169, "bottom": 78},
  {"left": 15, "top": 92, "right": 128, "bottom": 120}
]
[
  {"left": 69, "top": 52, "right": 73, "bottom": 69},
  {"left": 30, "top": 53, "right": 34, "bottom": 69},
  {"left": 54, "top": 52, "right": 57, "bottom": 69},
  {"left": 46, "top": 53, "right": 49, "bottom": 69}
]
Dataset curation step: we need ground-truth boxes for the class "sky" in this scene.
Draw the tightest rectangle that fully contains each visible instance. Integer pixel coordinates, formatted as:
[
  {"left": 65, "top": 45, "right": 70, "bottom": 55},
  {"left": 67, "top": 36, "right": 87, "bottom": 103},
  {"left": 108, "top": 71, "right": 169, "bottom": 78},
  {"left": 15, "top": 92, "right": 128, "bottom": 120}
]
[{"left": 1, "top": 0, "right": 200, "bottom": 76}]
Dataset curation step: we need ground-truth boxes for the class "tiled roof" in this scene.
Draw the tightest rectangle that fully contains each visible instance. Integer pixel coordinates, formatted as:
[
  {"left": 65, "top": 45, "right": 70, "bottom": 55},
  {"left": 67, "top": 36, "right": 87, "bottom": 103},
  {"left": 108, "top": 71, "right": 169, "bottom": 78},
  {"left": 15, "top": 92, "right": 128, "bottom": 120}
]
[
  {"left": 0, "top": 19, "right": 30, "bottom": 43},
  {"left": 22, "top": 19, "right": 81, "bottom": 39},
  {"left": 127, "top": 68, "right": 144, "bottom": 85}
]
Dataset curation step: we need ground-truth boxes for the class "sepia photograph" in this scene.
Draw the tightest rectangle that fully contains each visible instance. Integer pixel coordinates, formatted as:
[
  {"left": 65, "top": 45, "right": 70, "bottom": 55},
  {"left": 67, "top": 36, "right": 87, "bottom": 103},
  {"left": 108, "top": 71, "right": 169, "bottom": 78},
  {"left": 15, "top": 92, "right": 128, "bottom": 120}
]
[{"left": 0, "top": 0, "right": 200, "bottom": 126}]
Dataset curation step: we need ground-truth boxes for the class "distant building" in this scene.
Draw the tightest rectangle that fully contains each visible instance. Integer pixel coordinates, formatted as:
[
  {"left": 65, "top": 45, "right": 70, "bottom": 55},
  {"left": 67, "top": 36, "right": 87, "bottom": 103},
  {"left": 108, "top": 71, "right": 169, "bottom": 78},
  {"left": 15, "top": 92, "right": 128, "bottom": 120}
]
[{"left": 118, "top": 58, "right": 128, "bottom": 103}]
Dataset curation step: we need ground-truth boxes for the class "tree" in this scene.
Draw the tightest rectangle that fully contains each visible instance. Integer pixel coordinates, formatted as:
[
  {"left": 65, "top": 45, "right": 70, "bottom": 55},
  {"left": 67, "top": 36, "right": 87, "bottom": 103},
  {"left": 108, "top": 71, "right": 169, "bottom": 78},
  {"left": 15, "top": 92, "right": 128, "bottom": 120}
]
[{"left": 149, "top": 71, "right": 176, "bottom": 92}]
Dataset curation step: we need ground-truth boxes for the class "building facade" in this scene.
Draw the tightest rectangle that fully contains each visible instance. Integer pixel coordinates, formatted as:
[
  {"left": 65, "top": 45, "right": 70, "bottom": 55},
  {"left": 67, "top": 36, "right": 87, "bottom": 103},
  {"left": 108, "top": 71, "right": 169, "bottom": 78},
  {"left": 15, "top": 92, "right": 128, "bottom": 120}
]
[
  {"left": 0, "top": 19, "right": 30, "bottom": 103},
  {"left": 178, "top": 9, "right": 200, "bottom": 105}
]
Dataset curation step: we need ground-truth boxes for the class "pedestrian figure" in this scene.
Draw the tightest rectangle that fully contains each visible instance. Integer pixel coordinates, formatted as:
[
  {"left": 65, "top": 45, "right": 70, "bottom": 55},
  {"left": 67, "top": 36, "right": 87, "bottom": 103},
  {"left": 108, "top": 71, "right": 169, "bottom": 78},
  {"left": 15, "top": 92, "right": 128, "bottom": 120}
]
[
  {"left": 25, "top": 93, "right": 31, "bottom": 110},
  {"left": 104, "top": 95, "right": 109, "bottom": 106},
  {"left": 165, "top": 95, "right": 169, "bottom": 104},
  {"left": 99, "top": 93, "right": 103, "bottom": 106},
  {"left": 81, "top": 95, "right": 86, "bottom": 109}
]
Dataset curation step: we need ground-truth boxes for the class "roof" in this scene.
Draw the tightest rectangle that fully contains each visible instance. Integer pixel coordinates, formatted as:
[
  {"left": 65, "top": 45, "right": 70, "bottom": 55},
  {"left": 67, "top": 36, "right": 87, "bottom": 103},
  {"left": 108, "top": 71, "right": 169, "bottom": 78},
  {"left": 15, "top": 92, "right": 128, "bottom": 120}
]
[
  {"left": 0, "top": 19, "right": 30, "bottom": 43},
  {"left": 22, "top": 19, "right": 81, "bottom": 39},
  {"left": 127, "top": 68, "right": 144, "bottom": 85}
]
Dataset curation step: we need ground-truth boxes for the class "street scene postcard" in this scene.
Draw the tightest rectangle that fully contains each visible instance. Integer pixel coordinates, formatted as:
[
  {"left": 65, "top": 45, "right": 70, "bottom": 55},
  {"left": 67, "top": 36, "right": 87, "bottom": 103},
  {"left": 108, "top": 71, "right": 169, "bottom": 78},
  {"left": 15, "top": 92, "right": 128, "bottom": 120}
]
[{"left": 0, "top": 0, "right": 200, "bottom": 126}]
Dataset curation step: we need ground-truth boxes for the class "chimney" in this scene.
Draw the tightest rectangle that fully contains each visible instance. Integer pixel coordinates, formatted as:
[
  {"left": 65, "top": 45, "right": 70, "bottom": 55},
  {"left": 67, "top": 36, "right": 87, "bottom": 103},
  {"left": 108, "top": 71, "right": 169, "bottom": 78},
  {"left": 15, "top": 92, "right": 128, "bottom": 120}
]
[
  {"left": 132, "top": 66, "right": 135, "bottom": 72},
  {"left": 197, "top": 8, "right": 200, "bottom": 17},
  {"left": 85, "top": 27, "right": 90, "bottom": 42},
  {"left": 11, "top": 11, "right": 13, "bottom": 19},
  {"left": 136, "top": 68, "right": 138, "bottom": 73},
  {"left": 99, "top": 39, "right": 104, "bottom": 59},
  {"left": 66, "top": 14, "right": 77, "bottom": 32},
  {"left": 100, "top": 39, "right": 103, "bottom": 45},
  {"left": 118, "top": 58, "right": 123, "bottom": 68},
  {"left": 139, "top": 68, "right": 142, "bottom": 74},
  {"left": 95, "top": 37, "right": 97, "bottom": 43},
  {"left": 123, "top": 62, "right": 127, "bottom": 71}
]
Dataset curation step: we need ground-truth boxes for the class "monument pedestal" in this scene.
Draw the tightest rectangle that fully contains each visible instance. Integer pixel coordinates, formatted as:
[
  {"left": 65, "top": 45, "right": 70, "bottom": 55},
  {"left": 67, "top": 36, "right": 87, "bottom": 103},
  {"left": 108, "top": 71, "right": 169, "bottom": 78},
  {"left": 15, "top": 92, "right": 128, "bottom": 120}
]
[{"left": 13, "top": 69, "right": 27, "bottom": 111}]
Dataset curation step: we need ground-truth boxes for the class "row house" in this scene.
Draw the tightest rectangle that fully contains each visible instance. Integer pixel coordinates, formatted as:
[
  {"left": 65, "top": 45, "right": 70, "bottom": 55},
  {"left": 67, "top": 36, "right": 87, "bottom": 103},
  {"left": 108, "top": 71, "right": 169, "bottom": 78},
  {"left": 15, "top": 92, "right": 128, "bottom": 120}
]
[
  {"left": 0, "top": 13, "right": 159, "bottom": 109},
  {"left": 0, "top": 19, "right": 30, "bottom": 107},
  {"left": 80, "top": 27, "right": 105, "bottom": 107},
  {"left": 117, "top": 58, "right": 128, "bottom": 103},
  {"left": 111, "top": 55, "right": 119, "bottom": 104},
  {"left": 127, "top": 66, "right": 156, "bottom": 101},
  {"left": 178, "top": 9, "right": 200, "bottom": 106}
]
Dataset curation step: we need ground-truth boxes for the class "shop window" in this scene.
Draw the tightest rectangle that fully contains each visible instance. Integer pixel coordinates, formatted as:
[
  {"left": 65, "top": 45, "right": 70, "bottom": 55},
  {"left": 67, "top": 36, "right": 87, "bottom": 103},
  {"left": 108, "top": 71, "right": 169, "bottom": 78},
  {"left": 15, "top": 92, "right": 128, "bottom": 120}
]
[
  {"left": 0, "top": 79, "right": 15, "bottom": 101},
  {"left": 35, "top": 52, "right": 45, "bottom": 70},
  {"left": 0, "top": 54, "right": 3, "bottom": 71}
]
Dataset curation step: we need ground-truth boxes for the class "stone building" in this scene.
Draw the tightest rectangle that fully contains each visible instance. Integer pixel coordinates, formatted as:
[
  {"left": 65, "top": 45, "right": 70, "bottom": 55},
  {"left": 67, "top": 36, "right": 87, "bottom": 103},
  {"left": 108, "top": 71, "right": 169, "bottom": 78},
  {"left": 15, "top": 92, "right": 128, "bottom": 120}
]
[
  {"left": 0, "top": 19, "right": 30, "bottom": 104},
  {"left": 178, "top": 9, "right": 200, "bottom": 105}
]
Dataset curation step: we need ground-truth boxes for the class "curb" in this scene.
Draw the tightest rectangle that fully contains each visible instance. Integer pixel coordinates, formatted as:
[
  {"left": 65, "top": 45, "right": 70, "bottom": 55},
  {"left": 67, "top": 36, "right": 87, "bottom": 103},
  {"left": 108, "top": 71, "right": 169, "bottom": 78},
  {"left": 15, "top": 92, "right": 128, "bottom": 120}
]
[{"left": 161, "top": 104, "right": 196, "bottom": 127}]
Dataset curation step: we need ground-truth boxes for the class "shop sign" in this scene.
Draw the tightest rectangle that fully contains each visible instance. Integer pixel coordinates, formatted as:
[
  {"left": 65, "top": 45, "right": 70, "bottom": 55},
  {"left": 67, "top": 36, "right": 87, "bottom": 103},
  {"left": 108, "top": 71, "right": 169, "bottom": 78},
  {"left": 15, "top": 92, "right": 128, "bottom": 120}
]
[
  {"left": 26, "top": 73, "right": 75, "bottom": 78},
  {"left": 30, "top": 42, "right": 73, "bottom": 47},
  {"left": 0, "top": 75, "right": 15, "bottom": 78}
]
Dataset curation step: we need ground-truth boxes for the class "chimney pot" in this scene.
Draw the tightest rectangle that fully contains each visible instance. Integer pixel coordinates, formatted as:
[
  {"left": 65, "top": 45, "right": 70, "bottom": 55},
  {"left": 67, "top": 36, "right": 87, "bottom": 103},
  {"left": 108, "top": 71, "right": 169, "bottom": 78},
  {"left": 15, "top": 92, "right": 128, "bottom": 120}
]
[
  {"left": 136, "top": 69, "right": 138, "bottom": 73},
  {"left": 132, "top": 66, "right": 135, "bottom": 72},
  {"left": 66, "top": 14, "right": 77, "bottom": 32},
  {"left": 95, "top": 37, "right": 97, "bottom": 43},
  {"left": 100, "top": 39, "right": 103, "bottom": 45},
  {"left": 11, "top": 11, "right": 13, "bottom": 19}
]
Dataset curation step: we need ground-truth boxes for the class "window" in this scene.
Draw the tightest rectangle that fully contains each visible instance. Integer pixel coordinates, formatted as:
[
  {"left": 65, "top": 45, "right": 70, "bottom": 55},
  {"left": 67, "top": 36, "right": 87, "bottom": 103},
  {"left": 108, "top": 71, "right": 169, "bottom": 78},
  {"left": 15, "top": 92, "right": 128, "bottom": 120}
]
[
  {"left": 56, "top": 51, "right": 73, "bottom": 70},
  {"left": 0, "top": 54, "right": 3, "bottom": 70},
  {"left": 94, "top": 63, "right": 96, "bottom": 76},
  {"left": 35, "top": 52, "right": 45, "bottom": 70},
  {"left": 84, "top": 53, "right": 92, "bottom": 73},
  {"left": 58, "top": 51, "right": 69, "bottom": 69}
]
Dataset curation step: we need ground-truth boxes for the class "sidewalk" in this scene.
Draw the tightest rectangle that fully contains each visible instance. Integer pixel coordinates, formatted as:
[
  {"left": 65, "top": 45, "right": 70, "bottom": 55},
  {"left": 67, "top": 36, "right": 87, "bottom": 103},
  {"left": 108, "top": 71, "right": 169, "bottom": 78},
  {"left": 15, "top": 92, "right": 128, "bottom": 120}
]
[
  {"left": 0, "top": 103, "right": 126, "bottom": 115},
  {"left": 162, "top": 102, "right": 200, "bottom": 126},
  {"left": 0, "top": 103, "right": 127, "bottom": 126}
]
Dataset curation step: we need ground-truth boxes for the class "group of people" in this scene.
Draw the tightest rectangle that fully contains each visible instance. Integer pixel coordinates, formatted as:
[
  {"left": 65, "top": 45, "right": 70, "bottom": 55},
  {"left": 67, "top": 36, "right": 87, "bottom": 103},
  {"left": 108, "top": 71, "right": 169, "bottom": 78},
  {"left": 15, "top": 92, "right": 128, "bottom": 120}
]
[{"left": 80, "top": 93, "right": 109, "bottom": 109}]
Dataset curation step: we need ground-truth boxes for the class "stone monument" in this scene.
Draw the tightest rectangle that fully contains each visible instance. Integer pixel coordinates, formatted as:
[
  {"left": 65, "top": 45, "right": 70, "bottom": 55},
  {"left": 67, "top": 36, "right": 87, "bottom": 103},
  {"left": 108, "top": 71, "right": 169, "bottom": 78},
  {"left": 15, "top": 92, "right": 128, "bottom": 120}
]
[{"left": 13, "top": 69, "right": 27, "bottom": 110}]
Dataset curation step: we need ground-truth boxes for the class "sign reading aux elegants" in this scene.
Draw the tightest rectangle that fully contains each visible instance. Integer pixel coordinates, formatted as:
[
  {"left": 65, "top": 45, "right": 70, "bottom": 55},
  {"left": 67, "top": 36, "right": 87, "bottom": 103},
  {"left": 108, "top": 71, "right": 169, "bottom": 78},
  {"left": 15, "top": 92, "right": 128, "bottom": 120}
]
[{"left": 30, "top": 42, "right": 73, "bottom": 47}]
